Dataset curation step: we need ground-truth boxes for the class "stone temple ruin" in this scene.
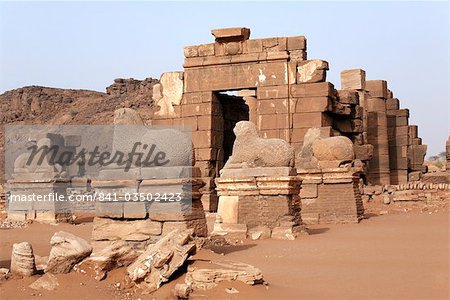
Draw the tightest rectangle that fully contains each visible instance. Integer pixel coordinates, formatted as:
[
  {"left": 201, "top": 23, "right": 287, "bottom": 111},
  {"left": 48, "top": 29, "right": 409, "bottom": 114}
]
[
  {"left": 6, "top": 27, "right": 438, "bottom": 236},
  {"left": 150, "top": 27, "right": 428, "bottom": 224},
  {"left": 3, "top": 27, "right": 449, "bottom": 296}
]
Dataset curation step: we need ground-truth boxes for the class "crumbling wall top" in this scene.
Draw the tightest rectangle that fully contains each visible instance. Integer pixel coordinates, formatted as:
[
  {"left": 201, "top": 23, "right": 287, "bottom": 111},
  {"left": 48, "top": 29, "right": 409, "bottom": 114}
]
[
  {"left": 211, "top": 27, "right": 251, "bottom": 42},
  {"left": 183, "top": 27, "right": 307, "bottom": 68}
]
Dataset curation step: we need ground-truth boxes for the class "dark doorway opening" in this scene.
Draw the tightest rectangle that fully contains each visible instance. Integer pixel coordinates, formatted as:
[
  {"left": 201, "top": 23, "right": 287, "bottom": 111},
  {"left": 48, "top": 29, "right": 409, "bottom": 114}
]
[{"left": 214, "top": 91, "right": 250, "bottom": 172}]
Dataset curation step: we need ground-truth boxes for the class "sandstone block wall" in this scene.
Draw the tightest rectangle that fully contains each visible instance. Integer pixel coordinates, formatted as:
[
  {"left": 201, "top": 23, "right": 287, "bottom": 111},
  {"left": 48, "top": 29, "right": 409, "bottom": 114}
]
[
  {"left": 340, "top": 70, "right": 427, "bottom": 185},
  {"left": 152, "top": 27, "right": 427, "bottom": 210}
]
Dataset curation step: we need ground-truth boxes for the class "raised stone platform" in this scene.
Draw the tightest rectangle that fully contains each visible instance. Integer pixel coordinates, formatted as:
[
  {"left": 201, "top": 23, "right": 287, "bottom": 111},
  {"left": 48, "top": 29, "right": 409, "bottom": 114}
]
[
  {"left": 6, "top": 179, "right": 72, "bottom": 223},
  {"left": 298, "top": 167, "right": 364, "bottom": 224},
  {"left": 213, "top": 167, "right": 302, "bottom": 240},
  {"left": 90, "top": 166, "right": 207, "bottom": 251}
]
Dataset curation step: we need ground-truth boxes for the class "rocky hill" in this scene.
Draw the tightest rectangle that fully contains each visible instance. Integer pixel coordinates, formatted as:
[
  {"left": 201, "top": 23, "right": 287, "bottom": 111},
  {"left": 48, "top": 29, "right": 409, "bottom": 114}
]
[
  {"left": 0, "top": 77, "right": 159, "bottom": 182},
  {"left": 0, "top": 77, "right": 158, "bottom": 125}
]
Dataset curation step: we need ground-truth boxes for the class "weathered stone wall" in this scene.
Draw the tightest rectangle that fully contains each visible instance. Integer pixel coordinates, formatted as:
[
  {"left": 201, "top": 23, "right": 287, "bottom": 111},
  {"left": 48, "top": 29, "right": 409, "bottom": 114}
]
[
  {"left": 365, "top": 80, "right": 391, "bottom": 185},
  {"left": 237, "top": 195, "right": 294, "bottom": 228},
  {"left": 340, "top": 70, "right": 427, "bottom": 186},
  {"left": 0, "top": 28, "right": 429, "bottom": 216},
  {"left": 152, "top": 27, "right": 372, "bottom": 211},
  {"left": 147, "top": 27, "right": 428, "bottom": 213}
]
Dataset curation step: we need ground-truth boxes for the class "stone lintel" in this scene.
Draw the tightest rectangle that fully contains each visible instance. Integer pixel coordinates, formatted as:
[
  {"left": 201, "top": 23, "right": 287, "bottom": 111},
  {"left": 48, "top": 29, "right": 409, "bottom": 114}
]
[
  {"left": 211, "top": 27, "right": 250, "bottom": 42},
  {"left": 184, "top": 51, "right": 289, "bottom": 68}
]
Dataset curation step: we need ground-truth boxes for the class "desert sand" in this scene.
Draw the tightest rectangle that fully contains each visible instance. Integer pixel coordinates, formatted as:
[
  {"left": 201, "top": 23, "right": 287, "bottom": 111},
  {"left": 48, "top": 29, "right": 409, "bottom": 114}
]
[{"left": 0, "top": 209, "right": 448, "bottom": 300}]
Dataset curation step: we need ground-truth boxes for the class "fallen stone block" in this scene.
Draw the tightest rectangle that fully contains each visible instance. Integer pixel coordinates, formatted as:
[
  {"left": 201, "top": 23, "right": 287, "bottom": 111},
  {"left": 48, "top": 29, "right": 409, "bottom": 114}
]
[
  {"left": 92, "top": 217, "right": 162, "bottom": 242},
  {"left": 76, "top": 240, "right": 138, "bottom": 281},
  {"left": 161, "top": 219, "right": 208, "bottom": 237},
  {"left": 184, "top": 260, "right": 264, "bottom": 290},
  {"left": 127, "top": 229, "right": 197, "bottom": 294},
  {"left": 247, "top": 225, "right": 271, "bottom": 240},
  {"left": 11, "top": 242, "right": 36, "bottom": 277},
  {"left": 45, "top": 231, "right": 93, "bottom": 274},
  {"left": 271, "top": 226, "right": 296, "bottom": 240}
]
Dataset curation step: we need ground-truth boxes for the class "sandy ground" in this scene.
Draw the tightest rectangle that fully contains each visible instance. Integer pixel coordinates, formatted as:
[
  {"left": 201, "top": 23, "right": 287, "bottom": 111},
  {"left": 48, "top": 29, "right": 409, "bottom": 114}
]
[{"left": 0, "top": 210, "right": 448, "bottom": 300}]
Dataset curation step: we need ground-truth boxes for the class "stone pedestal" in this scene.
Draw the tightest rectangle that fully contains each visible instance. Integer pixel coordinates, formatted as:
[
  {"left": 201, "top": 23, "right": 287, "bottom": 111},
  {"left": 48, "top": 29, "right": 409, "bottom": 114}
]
[
  {"left": 90, "top": 166, "right": 207, "bottom": 251},
  {"left": 298, "top": 167, "right": 364, "bottom": 224},
  {"left": 6, "top": 179, "right": 71, "bottom": 223},
  {"left": 212, "top": 167, "right": 301, "bottom": 240}
]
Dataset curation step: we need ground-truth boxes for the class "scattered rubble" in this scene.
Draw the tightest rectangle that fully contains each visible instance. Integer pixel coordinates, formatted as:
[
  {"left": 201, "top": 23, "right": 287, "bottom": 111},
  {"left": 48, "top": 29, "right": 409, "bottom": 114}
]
[
  {"left": 271, "top": 226, "right": 296, "bottom": 240},
  {"left": 0, "top": 220, "right": 28, "bottom": 229}
]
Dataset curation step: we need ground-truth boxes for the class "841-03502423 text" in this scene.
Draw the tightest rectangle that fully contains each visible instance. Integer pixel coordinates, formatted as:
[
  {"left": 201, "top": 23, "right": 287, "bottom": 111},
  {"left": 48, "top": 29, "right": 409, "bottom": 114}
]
[
  {"left": 96, "top": 192, "right": 183, "bottom": 202},
  {"left": 7, "top": 192, "right": 183, "bottom": 202}
]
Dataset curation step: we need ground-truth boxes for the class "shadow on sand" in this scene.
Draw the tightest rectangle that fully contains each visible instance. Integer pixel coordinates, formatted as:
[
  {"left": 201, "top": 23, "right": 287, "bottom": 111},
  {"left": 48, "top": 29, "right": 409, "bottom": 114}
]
[{"left": 307, "top": 227, "right": 330, "bottom": 235}]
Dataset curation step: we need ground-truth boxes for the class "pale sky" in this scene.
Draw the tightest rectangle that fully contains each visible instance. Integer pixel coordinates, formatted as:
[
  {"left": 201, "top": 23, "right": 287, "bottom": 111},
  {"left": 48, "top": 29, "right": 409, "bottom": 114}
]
[{"left": 0, "top": 1, "right": 448, "bottom": 156}]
